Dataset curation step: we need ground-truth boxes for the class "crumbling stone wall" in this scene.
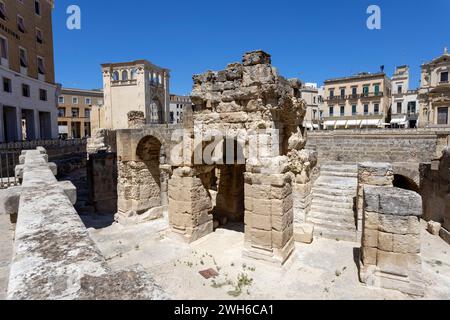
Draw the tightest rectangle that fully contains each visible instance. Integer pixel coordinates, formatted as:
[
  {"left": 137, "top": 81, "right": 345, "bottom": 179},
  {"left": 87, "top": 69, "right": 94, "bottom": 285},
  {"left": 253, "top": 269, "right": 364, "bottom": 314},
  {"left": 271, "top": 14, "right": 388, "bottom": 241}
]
[
  {"left": 359, "top": 185, "right": 424, "bottom": 297},
  {"left": 421, "top": 147, "right": 450, "bottom": 244},
  {"left": 307, "top": 130, "right": 447, "bottom": 164},
  {"left": 170, "top": 50, "right": 308, "bottom": 265}
]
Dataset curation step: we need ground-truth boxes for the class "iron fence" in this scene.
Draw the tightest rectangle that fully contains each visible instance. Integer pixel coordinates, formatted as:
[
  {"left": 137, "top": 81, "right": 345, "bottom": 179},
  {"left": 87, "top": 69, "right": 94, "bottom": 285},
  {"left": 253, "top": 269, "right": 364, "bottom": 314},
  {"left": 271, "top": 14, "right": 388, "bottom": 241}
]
[{"left": 0, "top": 151, "right": 20, "bottom": 189}]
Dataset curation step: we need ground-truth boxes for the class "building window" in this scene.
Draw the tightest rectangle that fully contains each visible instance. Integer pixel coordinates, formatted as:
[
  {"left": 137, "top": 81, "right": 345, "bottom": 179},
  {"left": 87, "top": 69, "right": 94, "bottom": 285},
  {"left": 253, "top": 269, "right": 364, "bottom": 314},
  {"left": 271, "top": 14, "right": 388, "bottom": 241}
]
[
  {"left": 122, "top": 70, "right": 128, "bottom": 81},
  {"left": 441, "top": 72, "right": 449, "bottom": 83},
  {"left": 17, "top": 15, "right": 25, "bottom": 33},
  {"left": 374, "top": 104, "right": 380, "bottom": 114},
  {"left": 3, "top": 77, "right": 11, "bottom": 92},
  {"left": 36, "top": 28, "right": 43, "bottom": 44},
  {"left": 58, "top": 96, "right": 64, "bottom": 103},
  {"left": 85, "top": 109, "right": 91, "bottom": 118},
  {"left": 22, "top": 84, "right": 30, "bottom": 97},
  {"left": 72, "top": 108, "right": 79, "bottom": 118},
  {"left": 364, "top": 104, "right": 369, "bottom": 115},
  {"left": 39, "top": 89, "right": 47, "bottom": 101},
  {"left": 0, "top": 36, "right": 7, "bottom": 60},
  {"left": 363, "top": 86, "right": 369, "bottom": 96},
  {"left": 352, "top": 87, "right": 357, "bottom": 96},
  {"left": 408, "top": 102, "right": 417, "bottom": 114},
  {"left": 397, "top": 85, "right": 403, "bottom": 94},
  {"left": 340, "top": 106, "right": 345, "bottom": 116},
  {"left": 329, "top": 106, "right": 334, "bottom": 117},
  {"left": 352, "top": 105, "right": 357, "bottom": 116},
  {"left": 34, "top": 0, "right": 41, "bottom": 16},
  {"left": 85, "top": 98, "right": 92, "bottom": 105},
  {"left": 112, "top": 71, "right": 119, "bottom": 81},
  {"left": 374, "top": 85, "right": 380, "bottom": 96},
  {"left": 37, "top": 57, "right": 45, "bottom": 74},
  {"left": 329, "top": 89, "right": 334, "bottom": 99},
  {"left": 0, "top": 1, "right": 6, "bottom": 20},
  {"left": 437, "top": 107, "right": 448, "bottom": 125},
  {"left": 19, "top": 47, "right": 27, "bottom": 68},
  {"left": 397, "top": 102, "right": 402, "bottom": 114},
  {"left": 58, "top": 108, "right": 65, "bottom": 117},
  {"left": 72, "top": 97, "right": 78, "bottom": 104},
  {"left": 340, "top": 89, "right": 345, "bottom": 98}
]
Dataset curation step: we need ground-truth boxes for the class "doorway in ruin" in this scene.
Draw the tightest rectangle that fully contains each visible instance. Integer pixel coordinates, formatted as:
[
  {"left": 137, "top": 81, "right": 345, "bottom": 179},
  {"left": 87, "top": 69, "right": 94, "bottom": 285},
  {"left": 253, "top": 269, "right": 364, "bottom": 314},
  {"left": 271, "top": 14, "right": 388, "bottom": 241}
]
[
  {"left": 393, "top": 174, "right": 421, "bottom": 194},
  {"left": 211, "top": 138, "right": 246, "bottom": 232},
  {"left": 135, "top": 136, "right": 163, "bottom": 214}
]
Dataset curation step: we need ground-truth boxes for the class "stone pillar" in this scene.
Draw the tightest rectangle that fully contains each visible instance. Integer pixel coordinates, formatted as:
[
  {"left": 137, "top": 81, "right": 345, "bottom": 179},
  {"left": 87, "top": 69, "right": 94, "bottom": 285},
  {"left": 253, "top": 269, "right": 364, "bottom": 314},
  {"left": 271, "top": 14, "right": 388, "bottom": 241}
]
[
  {"left": 359, "top": 186, "right": 424, "bottom": 297},
  {"left": 357, "top": 162, "right": 394, "bottom": 242},
  {"left": 168, "top": 167, "right": 213, "bottom": 243},
  {"left": 243, "top": 171, "right": 295, "bottom": 266}
]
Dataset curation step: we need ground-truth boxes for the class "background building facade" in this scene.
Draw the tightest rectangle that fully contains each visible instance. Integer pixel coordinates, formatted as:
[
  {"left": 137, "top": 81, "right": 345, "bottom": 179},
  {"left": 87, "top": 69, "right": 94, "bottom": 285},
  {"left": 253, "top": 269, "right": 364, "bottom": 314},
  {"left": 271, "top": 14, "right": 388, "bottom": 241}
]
[
  {"left": 301, "top": 83, "right": 323, "bottom": 130},
  {"left": 0, "top": 0, "right": 58, "bottom": 143},
  {"left": 96, "top": 60, "right": 170, "bottom": 131},
  {"left": 169, "top": 94, "right": 191, "bottom": 124},
  {"left": 57, "top": 88, "right": 104, "bottom": 139},
  {"left": 322, "top": 72, "right": 391, "bottom": 129},
  {"left": 419, "top": 48, "right": 450, "bottom": 128},
  {"left": 390, "top": 66, "right": 419, "bottom": 128}
]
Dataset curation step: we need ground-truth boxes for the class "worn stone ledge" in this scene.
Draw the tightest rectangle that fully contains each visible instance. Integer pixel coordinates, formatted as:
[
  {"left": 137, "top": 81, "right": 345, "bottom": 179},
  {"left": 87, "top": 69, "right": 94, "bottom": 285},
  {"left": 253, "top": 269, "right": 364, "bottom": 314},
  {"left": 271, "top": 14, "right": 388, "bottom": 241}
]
[{"left": 7, "top": 148, "right": 168, "bottom": 300}]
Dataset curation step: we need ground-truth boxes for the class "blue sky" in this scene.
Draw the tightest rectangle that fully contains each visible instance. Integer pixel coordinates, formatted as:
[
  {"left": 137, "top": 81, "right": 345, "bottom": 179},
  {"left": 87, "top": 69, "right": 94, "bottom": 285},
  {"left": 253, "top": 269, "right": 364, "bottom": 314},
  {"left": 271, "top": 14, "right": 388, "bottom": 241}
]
[{"left": 53, "top": 0, "right": 450, "bottom": 94}]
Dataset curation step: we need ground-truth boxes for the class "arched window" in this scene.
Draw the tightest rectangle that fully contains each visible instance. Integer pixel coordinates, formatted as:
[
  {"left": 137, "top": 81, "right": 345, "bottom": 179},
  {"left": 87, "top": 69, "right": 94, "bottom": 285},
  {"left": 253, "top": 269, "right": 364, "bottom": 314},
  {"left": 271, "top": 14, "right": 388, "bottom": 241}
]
[
  {"left": 122, "top": 70, "right": 128, "bottom": 81},
  {"left": 131, "top": 68, "right": 137, "bottom": 80},
  {"left": 112, "top": 71, "right": 119, "bottom": 81}
]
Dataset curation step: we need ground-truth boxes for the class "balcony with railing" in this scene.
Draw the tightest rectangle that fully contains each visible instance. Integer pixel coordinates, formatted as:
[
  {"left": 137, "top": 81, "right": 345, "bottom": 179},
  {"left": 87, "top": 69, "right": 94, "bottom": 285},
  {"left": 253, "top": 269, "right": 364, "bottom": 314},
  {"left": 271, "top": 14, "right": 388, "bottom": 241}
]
[{"left": 325, "top": 92, "right": 384, "bottom": 101}]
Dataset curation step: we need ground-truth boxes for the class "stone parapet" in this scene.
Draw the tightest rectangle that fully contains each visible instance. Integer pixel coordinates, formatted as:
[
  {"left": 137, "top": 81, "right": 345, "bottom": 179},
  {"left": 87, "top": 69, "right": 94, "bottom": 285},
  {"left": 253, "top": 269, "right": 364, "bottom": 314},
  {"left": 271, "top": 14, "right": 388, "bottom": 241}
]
[
  {"left": 7, "top": 148, "right": 167, "bottom": 300},
  {"left": 359, "top": 185, "right": 424, "bottom": 297}
]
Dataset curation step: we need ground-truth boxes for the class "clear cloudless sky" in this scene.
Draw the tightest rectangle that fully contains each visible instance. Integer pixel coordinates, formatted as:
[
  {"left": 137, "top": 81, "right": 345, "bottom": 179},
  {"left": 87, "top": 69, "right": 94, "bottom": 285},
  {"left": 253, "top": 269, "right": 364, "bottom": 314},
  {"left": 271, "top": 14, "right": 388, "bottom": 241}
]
[{"left": 53, "top": 0, "right": 450, "bottom": 94}]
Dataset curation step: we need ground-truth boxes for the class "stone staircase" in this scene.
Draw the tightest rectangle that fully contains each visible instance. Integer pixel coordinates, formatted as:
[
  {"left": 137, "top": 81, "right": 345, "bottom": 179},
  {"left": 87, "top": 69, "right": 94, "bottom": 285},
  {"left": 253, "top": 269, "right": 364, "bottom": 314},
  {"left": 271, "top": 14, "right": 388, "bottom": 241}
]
[{"left": 307, "top": 163, "right": 358, "bottom": 242}]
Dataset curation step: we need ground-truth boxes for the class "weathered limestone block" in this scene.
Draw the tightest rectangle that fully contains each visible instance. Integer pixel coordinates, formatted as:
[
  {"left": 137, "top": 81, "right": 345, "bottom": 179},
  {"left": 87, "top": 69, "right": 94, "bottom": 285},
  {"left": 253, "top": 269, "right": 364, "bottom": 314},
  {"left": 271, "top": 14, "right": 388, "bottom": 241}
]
[
  {"left": 356, "top": 162, "right": 394, "bottom": 241},
  {"left": 427, "top": 221, "right": 441, "bottom": 236},
  {"left": 243, "top": 171, "right": 295, "bottom": 266},
  {"left": 127, "top": 111, "right": 145, "bottom": 128},
  {"left": 168, "top": 168, "right": 213, "bottom": 243},
  {"left": 57, "top": 181, "right": 77, "bottom": 205},
  {"left": 294, "top": 223, "right": 314, "bottom": 244},
  {"left": 359, "top": 186, "right": 424, "bottom": 297},
  {"left": 242, "top": 50, "right": 272, "bottom": 66},
  {"left": 0, "top": 186, "right": 21, "bottom": 217}
]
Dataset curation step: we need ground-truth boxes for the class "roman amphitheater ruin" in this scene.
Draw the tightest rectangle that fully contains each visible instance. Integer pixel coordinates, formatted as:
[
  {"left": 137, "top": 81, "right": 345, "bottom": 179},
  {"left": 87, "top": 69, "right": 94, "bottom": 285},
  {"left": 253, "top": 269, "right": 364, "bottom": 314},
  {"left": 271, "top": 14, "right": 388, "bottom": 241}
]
[{"left": 1, "top": 51, "right": 449, "bottom": 300}]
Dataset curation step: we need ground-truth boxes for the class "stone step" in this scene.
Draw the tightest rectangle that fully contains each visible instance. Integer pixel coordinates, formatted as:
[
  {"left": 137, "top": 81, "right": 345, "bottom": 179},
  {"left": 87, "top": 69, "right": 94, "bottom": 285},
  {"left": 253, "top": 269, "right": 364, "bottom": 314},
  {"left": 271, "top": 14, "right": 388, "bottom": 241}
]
[
  {"left": 310, "top": 203, "right": 355, "bottom": 214},
  {"left": 313, "top": 225, "right": 357, "bottom": 242},
  {"left": 313, "top": 177, "right": 358, "bottom": 191},
  {"left": 313, "top": 192, "right": 355, "bottom": 203},
  {"left": 321, "top": 164, "right": 358, "bottom": 173},
  {"left": 312, "top": 187, "right": 356, "bottom": 197},
  {"left": 310, "top": 198, "right": 354, "bottom": 209},
  {"left": 320, "top": 170, "right": 358, "bottom": 178},
  {"left": 308, "top": 211, "right": 356, "bottom": 227}
]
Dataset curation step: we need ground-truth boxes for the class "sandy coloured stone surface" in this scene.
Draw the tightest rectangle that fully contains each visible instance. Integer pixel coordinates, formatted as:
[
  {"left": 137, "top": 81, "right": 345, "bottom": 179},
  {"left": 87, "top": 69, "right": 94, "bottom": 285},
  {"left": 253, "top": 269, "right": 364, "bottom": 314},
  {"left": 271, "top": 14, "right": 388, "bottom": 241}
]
[{"left": 88, "top": 219, "right": 450, "bottom": 300}]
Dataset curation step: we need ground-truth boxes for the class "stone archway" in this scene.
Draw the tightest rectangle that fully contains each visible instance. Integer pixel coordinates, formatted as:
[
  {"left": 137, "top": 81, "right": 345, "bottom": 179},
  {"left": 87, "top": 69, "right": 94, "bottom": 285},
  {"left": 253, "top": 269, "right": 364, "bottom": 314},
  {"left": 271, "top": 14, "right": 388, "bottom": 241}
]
[
  {"left": 393, "top": 174, "right": 421, "bottom": 194},
  {"left": 116, "top": 135, "right": 164, "bottom": 224}
]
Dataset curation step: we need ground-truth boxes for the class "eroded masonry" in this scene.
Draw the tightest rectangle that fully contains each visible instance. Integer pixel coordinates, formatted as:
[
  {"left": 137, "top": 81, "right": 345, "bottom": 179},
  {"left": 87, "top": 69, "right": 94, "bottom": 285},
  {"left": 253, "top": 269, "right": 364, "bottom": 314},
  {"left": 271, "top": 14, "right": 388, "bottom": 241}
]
[{"left": 2, "top": 51, "right": 450, "bottom": 299}]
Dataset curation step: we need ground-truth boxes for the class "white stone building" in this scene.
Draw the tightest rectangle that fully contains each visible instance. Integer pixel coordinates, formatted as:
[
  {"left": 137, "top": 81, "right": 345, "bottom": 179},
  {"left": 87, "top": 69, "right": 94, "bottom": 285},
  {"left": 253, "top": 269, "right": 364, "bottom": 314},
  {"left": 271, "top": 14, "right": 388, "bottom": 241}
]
[
  {"left": 301, "top": 83, "right": 324, "bottom": 130},
  {"left": 390, "top": 66, "right": 419, "bottom": 128},
  {"left": 96, "top": 60, "right": 170, "bottom": 131},
  {"left": 169, "top": 94, "right": 191, "bottom": 124}
]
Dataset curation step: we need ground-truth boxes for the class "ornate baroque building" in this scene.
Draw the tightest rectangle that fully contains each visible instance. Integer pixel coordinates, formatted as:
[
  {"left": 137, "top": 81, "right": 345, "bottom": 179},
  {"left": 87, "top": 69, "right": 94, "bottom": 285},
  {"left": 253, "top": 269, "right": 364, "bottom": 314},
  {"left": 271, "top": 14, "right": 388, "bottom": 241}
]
[{"left": 419, "top": 48, "right": 450, "bottom": 128}]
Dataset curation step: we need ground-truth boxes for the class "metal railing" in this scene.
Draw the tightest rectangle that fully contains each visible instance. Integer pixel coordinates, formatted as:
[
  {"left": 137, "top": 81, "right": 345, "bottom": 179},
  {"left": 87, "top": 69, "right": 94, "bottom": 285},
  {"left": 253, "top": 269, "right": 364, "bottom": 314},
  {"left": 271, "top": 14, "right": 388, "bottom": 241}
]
[
  {"left": 0, "top": 151, "right": 20, "bottom": 189},
  {"left": 0, "top": 138, "right": 87, "bottom": 152}
]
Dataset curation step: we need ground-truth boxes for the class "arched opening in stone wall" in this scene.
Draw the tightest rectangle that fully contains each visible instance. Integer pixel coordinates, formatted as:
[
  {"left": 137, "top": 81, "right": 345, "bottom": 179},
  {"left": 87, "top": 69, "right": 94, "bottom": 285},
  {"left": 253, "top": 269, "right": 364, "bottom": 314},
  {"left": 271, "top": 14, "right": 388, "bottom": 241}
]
[
  {"left": 211, "top": 138, "right": 246, "bottom": 232},
  {"left": 393, "top": 174, "right": 421, "bottom": 194},
  {"left": 135, "top": 136, "right": 163, "bottom": 214}
]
